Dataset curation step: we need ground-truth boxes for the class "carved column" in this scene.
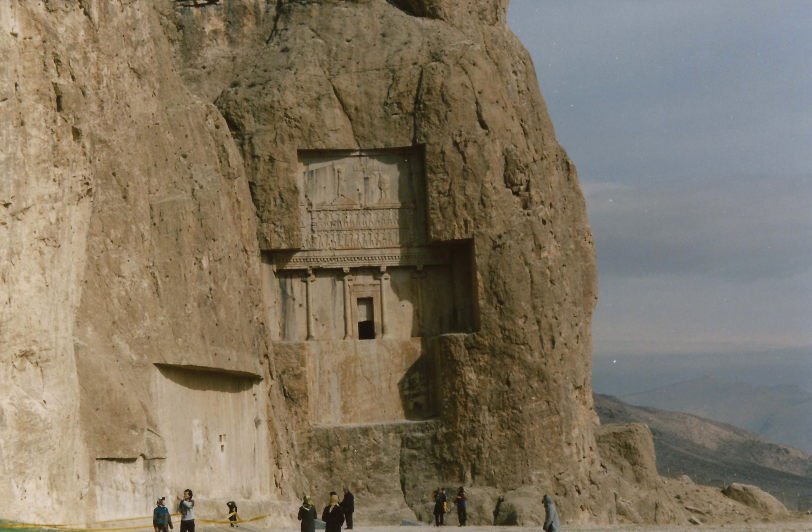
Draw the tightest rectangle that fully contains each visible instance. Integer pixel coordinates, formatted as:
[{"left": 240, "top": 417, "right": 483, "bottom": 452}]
[
  {"left": 343, "top": 267, "right": 353, "bottom": 339},
  {"left": 305, "top": 268, "right": 316, "bottom": 340},
  {"left": 379, "top": 266, "right": 390, "bottom": 338},
  {"left": 411, "top": 266, "right": 425, "bottom": 336}
]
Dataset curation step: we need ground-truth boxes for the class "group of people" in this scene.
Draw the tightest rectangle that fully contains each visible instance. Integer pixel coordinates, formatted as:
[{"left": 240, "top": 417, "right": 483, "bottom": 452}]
[
  {"left": 152, "top": 490, "right": 199, "bottom": 532},
  {"left": 153, "top": 485, "right": 559, "bottom": 532},
  {"left": 298, "top": 487, "right": 355, "bottom": 532},
  {"left": 431, "top": 486, "right": 467, "bottom": 526},
  {"left": 152, "top": 490, "right": 240, "bottom": 532},
  {"left": 434, "top": 487, "right": 559, "bottom": 532}
]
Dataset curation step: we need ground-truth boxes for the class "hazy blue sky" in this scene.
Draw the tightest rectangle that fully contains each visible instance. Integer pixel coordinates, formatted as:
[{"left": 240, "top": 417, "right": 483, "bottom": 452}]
[{"left": 508, "top": 1, "right": 812, "bottom": 357}]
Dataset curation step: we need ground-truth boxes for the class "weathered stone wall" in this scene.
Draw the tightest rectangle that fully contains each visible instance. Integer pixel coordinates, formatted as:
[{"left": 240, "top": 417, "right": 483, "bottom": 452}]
[
  {"left": 0, "top": 2, "right": 92, "bottom": 521},
  {"left": 0, "top": 0, "right": 298, "bottom": 523},
  {"left": 4, "top": 0, "right": 785, "bottom": 528},
  {"left": 162, "top": 0, "right": 606, "bottom": 523},
  {"left": 212, "top": 0, "right": 601, "bottom": 523}
]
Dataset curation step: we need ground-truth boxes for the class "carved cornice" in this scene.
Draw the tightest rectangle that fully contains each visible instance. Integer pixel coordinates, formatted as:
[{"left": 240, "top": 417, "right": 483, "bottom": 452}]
[{"left": 271, "top": 247, "right": 450, "bottom": 270}]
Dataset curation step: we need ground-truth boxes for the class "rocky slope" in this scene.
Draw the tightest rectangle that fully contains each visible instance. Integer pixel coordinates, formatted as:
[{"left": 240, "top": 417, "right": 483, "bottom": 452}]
[
  {"left": 623, "top": 376, "right": 812, "bottom": 454},
  {"left": 596, "top": 394, "right": 812, "bottom": 511}
]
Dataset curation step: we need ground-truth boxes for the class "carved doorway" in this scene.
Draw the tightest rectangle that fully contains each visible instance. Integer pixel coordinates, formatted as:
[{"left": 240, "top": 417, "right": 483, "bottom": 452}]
[{"left": 350, "top": 283, "right": 381, "bottom": 340}]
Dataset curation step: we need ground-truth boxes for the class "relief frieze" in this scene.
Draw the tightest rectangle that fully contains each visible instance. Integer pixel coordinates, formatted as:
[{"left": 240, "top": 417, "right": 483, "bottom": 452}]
[{"left": 298, "top": 149, "right": 426, "bottom": 251}]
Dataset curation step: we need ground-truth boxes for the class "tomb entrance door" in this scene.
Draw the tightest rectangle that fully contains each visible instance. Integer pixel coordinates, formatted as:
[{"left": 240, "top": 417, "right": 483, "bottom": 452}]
[{"left": 350, "top": 283, "right": 381, "bottom": 340}]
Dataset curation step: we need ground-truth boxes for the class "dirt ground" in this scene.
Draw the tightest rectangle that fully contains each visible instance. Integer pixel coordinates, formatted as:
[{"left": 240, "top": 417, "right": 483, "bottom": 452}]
[{"left": 197, "top": 521, "right": 812, "bottom": 532}]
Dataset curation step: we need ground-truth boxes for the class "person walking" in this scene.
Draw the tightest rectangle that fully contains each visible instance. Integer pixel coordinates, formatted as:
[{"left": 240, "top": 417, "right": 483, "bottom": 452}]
[
  {"left": 298, "top": 496, "right": 317, "bottom": 532},
  {"left": 433, "top": 487, "right": 447, "bottom": 526},
  {"left": 542, "top": 495, "right": 560, "bottom": 532},
  {"left": 153, "top": 497, "right": 173, "bottom": 532},
  {"left": 340, "top": 486, "right": 355, "bottom": 530},
  {"left": 322, "top": 491, "right": 345, "bottom": 532},
  {"left": 453, "top": 487, "right": 467, "bottom": 526},
  {"left": 177, "top": 489, "right": 195, "bottom": 532},
  {"left": 226, "top": 500, "right": 238, "bottom": 527}
]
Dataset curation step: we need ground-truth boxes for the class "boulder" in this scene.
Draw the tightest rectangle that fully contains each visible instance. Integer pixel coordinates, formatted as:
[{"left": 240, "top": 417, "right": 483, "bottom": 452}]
[
  {"left": 721, "top": 483, "right": 789, "bottom": 517},
  {"left": 596, "top": 423, "right": 660, "bottom": 486}
]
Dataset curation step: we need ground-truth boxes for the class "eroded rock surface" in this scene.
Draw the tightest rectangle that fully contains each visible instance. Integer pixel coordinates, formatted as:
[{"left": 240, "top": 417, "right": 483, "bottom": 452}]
[
  {"left": 1, "top": 0, "right": 297, "bottom": 523},
  {"left": 210, "top": 0, "right": 601, "bottom": 523},
  {"left": 1, "top": 0, "right": 797, "bottom": 528},
  {"left": 722, "top": 483, "right": 790, "bottom": 517}
]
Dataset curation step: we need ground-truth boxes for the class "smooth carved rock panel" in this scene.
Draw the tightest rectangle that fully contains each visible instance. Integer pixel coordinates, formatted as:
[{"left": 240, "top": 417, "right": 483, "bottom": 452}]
[
  {"left": 299, "top": 149, "right": 426, "bottom": 251},
  {"left": 153, "top": 366, "right": 272, "bottom": 503},
  {"left": 301, "top": 339, "right": 434, "bottom": 425}
]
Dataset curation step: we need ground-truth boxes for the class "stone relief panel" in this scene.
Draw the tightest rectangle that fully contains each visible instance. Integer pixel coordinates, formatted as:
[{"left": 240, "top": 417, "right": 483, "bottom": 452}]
[{"left": 298, "top": 149, "right": 426, "bottom": 251}]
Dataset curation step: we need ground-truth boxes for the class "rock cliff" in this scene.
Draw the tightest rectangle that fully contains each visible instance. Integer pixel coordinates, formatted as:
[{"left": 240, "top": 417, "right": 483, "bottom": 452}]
[
  {"left": 1, "top": 0, "right": 790, "bottom": 528},
  {"left": 210, "top": 0, "right": 602, "bottom": 522},
  {"left": 1, "top": 0, "right": 297, "bottom": 523}
]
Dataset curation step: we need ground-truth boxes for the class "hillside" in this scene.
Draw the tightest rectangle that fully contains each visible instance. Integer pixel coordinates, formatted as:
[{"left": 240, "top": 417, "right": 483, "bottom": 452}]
[
  {"left": 622, "top": 376, "right": 812, "bottom": 453},
  {"left": 595, "top": 394, "right": 812, "bottom": 510}
]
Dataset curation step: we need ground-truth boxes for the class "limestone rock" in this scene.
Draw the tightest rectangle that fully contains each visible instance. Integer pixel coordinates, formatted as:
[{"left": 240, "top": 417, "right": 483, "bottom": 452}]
[
  {"left": 1, "top": 0, "right": 794, "bottom": 529},
  {"left": 594, "top": 424, "right": 683, "bottom": 524},
  {"left": 596, "top": 423, "right": 660, "bottom": 486},
  {"left": 1, "top": 0, "right": 297, "bottom": 523},
  {"left": 721, "top": 483, "right": 790, "bottom": 517},
  {"left": 212, "top": 0, "right": 599, "bottom": 522}
]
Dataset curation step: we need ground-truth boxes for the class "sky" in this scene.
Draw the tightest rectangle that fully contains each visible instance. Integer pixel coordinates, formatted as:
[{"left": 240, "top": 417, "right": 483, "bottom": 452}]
[{"left": 507, "top": 1, "right": 812, "bottom": 357}]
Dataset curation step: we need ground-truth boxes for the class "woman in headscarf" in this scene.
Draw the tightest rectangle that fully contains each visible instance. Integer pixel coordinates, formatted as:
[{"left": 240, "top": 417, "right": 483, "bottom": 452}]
[
  {"left": 322, "top": 492, "right": 345, "bottom": 532},
  {"left": 298, "top": 496, "right": 317, "bottom": 532},
  {"left": 542, "top": 495, "right": 560, "bottom": 532}
]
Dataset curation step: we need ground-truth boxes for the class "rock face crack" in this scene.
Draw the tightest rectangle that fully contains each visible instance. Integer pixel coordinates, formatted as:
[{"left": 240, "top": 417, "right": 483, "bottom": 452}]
[
  {"left": 265, "top": 0, "right": 285, "bottom": 44},
  {"left": 411, "top": 65, "right": 425, "bottom": 145},
  {"left": 326, "top": 76, "right": 360, "bottom": 148}
]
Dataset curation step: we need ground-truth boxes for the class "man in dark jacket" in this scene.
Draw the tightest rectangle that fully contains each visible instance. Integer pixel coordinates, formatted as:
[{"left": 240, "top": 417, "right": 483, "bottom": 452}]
[
  {"left": 453, "top": 487, "right": 467, "bottom": 526},
  {"left": 298, "top": 496, "right": 317, "bottom": 532},
  {"left": 340, "top": 486, "right": 355, "bottom": 530},
  {"left": 322, "top": 491, "right": 345, "bottom": 532},
  {"left": 433, "top": 487, "right": 447, "bottom": 526}
]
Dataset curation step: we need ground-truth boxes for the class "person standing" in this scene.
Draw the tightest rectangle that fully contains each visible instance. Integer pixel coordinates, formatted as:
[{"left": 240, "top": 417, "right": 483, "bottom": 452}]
[
  {"left": 542, "top": 495, "right": 560, "bottom": 532},
  {"left": 298, "top": 496, "right": 317, "bottom": 532},
  {"left": 322, "top": 491, "right": 345, "bottom": 532},
  {"left": 453, "top": 487, "right": 467, "bottom": 526},
  {"left": 177, "top": 489, "right": 195, "bottom": 532},
  {"left": 433, "top": 487, "right": 447, "bottom": 526},
  {"left": 340, "top": 486, "right": 355, "bottom": 530},
  {"left": 153, "top": 497, "right": 173, "bottom": 532}
]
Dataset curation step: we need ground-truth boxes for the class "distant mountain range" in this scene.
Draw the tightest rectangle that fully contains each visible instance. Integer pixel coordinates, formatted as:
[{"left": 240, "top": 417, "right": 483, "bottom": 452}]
[
  {"left": 592, "top": 347, "right": 812, "bottom": 453},
  {"left": 595, "top": 393, "right": 812, "bottom": 511},
  {"left": 621, "top": 376, "right": 812, "bottom": 454}
]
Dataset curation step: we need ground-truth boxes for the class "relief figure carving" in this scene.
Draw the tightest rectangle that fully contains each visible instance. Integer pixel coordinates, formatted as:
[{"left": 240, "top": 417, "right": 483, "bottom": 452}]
[
  {"left": 376, "top": 170, "right": 389, "bottom": 203},
  {"left": 299, "top": 150, "right": 425, "bottom": 250}
]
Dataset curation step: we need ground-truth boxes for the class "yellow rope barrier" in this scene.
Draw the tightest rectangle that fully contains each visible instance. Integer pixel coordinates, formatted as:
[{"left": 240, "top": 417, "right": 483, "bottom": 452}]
[{"left": 0, "top": 513, "right": 269, "bottom": 532}]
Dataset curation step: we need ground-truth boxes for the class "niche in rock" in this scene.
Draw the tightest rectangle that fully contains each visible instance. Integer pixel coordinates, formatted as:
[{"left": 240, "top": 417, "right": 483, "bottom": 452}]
[
  {"left": 265, "top": 148, "right": 477, "bottom": 342},
  {"left": 262, "top": 148, "right": 478, "bottom": 426},
  {"left": 153, "top": 365, "right": 271, "bottom": 501}
]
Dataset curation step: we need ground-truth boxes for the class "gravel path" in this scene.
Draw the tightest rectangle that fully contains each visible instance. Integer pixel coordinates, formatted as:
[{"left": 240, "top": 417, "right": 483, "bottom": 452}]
[{"left": 198, "top": 521, "right": 812, "bottom": 532}]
